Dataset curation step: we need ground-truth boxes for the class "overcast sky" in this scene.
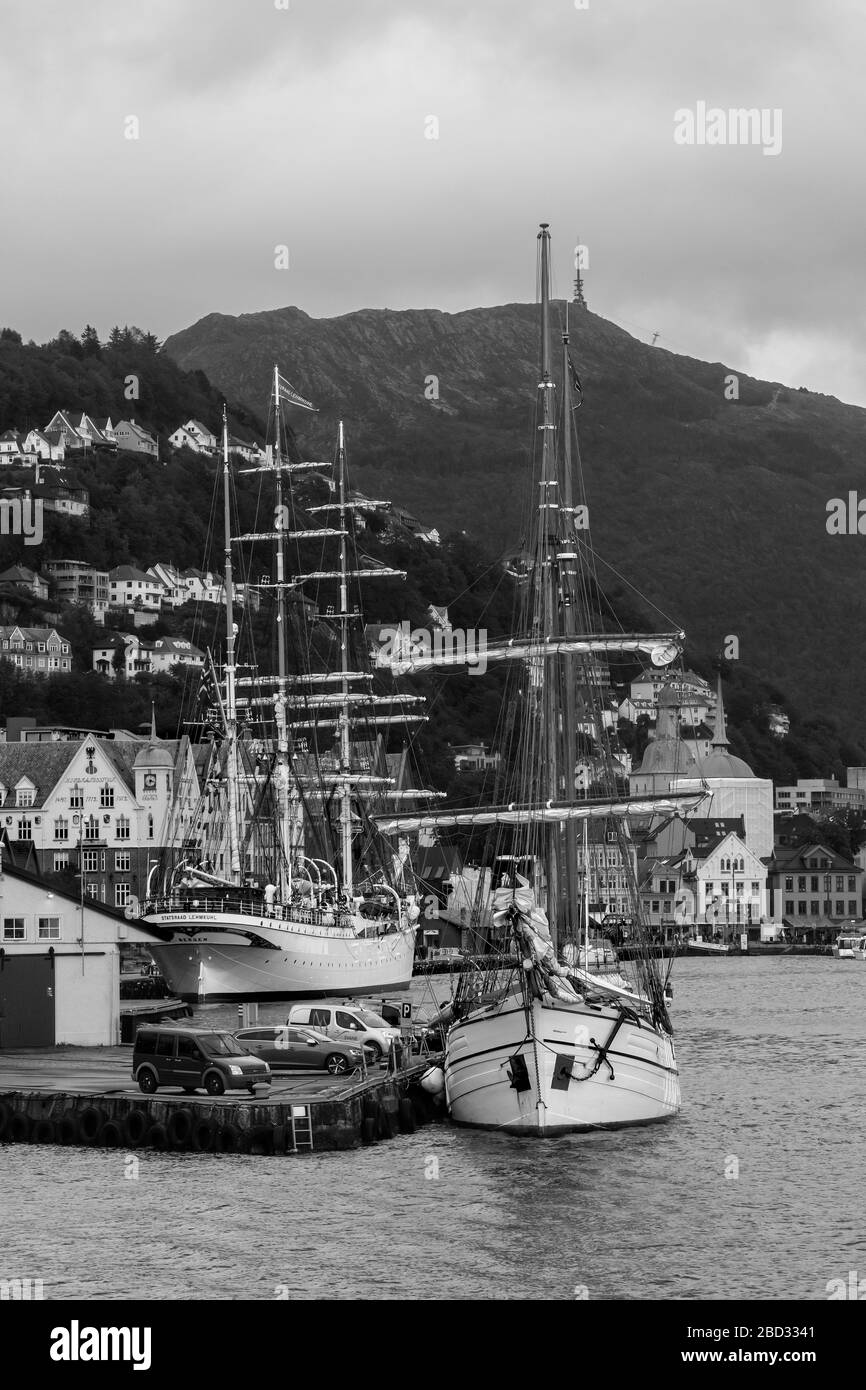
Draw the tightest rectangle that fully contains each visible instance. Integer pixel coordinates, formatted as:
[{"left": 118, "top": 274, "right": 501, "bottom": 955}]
[{"left": 1, "top": 0, "right": 863, "bottom": 403}]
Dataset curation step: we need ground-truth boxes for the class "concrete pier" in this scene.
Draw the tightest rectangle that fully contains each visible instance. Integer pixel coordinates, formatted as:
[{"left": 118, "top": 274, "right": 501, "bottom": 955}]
[{"left": 0, "top": 1048, "right": 445, "bottom": 1153}]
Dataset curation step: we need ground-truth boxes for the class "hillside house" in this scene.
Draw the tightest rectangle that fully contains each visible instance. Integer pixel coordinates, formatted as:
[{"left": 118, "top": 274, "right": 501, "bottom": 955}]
[
  {"left": 22, "top": 429, "right": 65, "bottom": 462},
  {"left": 168, "top": 419, "right": 216, "bottom": 454},
  {"left": 113, "top": 419, "right": 158, "bottom": 457},
  {"left": 92, "top": 632, "right": 204, "bottom": 679},
  {"left": 0, "top": 565, "right": 49, "bottom": 600},
  {"left": 108, "top": 567, "right": 165, "bottom": 612},
  {"left": 43, "top": 411, "right": 87, "bottom": 452},
  {"left": 43, "top": 560, "right": 109, "bottom": 621},
  {"left": 0, "top": 626, "right": 72, "bottom": 675},
  {"left": 0, "top": 430, "right": 26, "bottom": 464}
]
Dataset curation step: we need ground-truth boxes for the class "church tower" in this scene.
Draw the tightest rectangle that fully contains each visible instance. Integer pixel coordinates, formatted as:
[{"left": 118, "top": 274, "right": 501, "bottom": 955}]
[{"left": 133, "top": 711, "right": 175, "bottom": 848}]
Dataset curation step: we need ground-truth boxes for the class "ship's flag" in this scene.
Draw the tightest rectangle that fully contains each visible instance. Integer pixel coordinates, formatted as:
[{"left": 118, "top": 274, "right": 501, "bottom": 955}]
[
  {"left": 277, "top": 371, "right": 317, "bottom": 412},
  {"left": 567, "top": 353, "right": 583, "bottom": 406}
]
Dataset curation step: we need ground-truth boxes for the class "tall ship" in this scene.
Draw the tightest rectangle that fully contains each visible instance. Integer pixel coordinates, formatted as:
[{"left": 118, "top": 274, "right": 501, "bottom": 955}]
[
  {"left": 374, "top": 225, "right": 707, "bottom": 1133},
  {"left": 140, "top": 372, "right": 434, "bottom": 1000}
]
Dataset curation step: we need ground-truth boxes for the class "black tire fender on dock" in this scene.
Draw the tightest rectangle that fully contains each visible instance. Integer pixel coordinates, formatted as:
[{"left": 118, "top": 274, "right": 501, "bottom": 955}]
[
  {"left": 398, "top": 1098, "right": 416, "bottom": 1134},
  {"left": 123, "top": 1110, "right": 148, "bottom": 1147},
  {"left": 215, "top": 1122, "right": 241, "bottom": 1153},
  {"left": 9, "top": 1112, "right": 31, "bottom": 1143},
  {"left": 0, "top": 1100, "right": 10, "bottom": 1141},
  {"left": 190, "top": 1117, "right": 216, "bottom": 1152},
  {"left": 58, "top": 1113, "right": 80, "bottom": 1145},
  {"left": 148, "top": 1122, "right": 169, "bottom": 1151},
  {"left": 362, "top": 1096, "right": 379, "bottom": 1121},
  {"left": 362, "top": 1115, "right": 377, "bottom": 1144},
  {"left": 32, "top": 1118, "right": 56, "bottom": 1144},
  {"left": 249, "top": 1123, "right": 274, "bottom": 1155},
  {"left": 79, "top": 1106, "right": 105, "bottom": 1144},
  {"left": 167, "top": 1108, "right": 194, "bottom": 1148},
  {"left": 271, "top": 1123, "right": 287, "bottom": 1153},
  {"left": 376, "top": 1102, "right": 397, "bottom": 1140},
  {"left": 99, "top": 1120, "right": 124, "bottom": 1148}
]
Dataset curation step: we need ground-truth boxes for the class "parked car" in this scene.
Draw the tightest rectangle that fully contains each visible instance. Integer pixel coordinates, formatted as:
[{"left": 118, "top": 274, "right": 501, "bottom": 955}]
[
  {"left": 132, "top": 1024, "right": 271, "bottom": 1095},
  {"left": 233, "top": 1025, "right": 365, "bottom": 1075},
  {"left": 285, "top": 1002, "right": 401, "bottom": 1061}
]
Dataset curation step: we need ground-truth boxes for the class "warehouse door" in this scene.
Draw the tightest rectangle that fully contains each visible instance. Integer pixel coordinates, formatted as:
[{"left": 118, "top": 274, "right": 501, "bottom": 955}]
[{"left": 0, "top": 954, "right": 56, "bottom": 1047}]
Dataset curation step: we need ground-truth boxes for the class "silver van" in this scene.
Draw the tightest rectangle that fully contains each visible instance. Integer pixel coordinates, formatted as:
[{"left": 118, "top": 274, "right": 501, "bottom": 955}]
[{"left": 285, "top": 1001, "right": 401, "bottom": 1062}]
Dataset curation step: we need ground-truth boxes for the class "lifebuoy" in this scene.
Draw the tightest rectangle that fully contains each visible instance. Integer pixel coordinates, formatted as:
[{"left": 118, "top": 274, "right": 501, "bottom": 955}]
[
  {"left": 99, "top": 1120, "right": 123, "bottom": 1148},
  {"left": 32, "top": 1118, "right": 56, "bottom": 1144},
  {"left": 79, "top": 1106, "right": 105, "bottom": 1144},
  {"left": 148, "top": 1122, "right": 169, "bottom": 1150},
  {"left": 167, "top": 1108, "right": 194, "bottom": 1148},
  {"left": 123, "top": 1110, "right": 148, "bottom": 1146},
  {"left": 215, "top": 1122, "right": 240, "bottom": 1153},
  {"left": 9, "top": 1112, "right": 31, "bottom": 1143}
]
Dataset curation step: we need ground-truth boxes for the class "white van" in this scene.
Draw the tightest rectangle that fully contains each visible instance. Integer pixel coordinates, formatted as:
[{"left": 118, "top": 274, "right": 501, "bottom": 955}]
[{"left": 285, "top": 1001, "right": 401, "bottom": 1061}]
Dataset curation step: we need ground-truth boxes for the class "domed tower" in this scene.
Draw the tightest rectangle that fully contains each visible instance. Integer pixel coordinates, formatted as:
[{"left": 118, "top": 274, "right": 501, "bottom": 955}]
[
  {"left": 683, "top": 675, "right": 774, "bottom": 859},
  {"left": 133, "top": 713, "right": 175, "bottom": 846},
  {"left": 630, "top": 685, "right": 699, "bottom": 795}
]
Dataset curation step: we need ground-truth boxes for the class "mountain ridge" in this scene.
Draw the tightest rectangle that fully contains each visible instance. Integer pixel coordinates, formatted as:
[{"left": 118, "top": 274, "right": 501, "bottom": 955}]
[{"left": 161, "top": 301, "right": 866, "bottom": 740}]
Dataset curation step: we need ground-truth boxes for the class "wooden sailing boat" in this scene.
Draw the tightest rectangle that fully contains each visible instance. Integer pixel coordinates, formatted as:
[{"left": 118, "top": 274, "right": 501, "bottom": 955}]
[
  {"left": 141, "top": 371, "right": 431, "bottom": 1001},
  {"left": 374, "top": 225, "right": 706, "bottom": 1132}
]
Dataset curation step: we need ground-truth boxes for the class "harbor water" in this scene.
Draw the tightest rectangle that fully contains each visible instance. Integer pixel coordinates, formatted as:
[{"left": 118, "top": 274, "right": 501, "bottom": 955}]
[{"left": 2, "top": 957, "right": 863, "bottom": 1300}]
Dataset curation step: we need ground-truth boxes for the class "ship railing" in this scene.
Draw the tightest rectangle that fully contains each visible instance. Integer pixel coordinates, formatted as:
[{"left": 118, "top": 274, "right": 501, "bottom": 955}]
[{"left": 143, "top": 895, "right": 344, "bottom": 928}]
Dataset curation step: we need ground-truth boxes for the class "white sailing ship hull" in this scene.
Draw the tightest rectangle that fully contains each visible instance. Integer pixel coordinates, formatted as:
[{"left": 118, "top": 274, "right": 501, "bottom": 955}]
[
  {"left": 445, "top": 994, "right": 680, "bottom": 1135},
  {"left": 143, "top": 910, "right": 415, "bottom": 1001}
]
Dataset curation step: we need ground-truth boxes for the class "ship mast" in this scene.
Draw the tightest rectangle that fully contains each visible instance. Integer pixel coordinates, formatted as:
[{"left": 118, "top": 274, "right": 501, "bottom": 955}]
[
  {"left": 221, "top": 406, "right": 241, "bottom": 880},
  {"left": 538, "top": 223, "right": 562, "bottom": 947},
  {"left": 272, "top": 363, "right": 293, "bottom": 897},
  {"left": 560, "top": 304, "right": 580, "bottom": 935},
  {"left": 336, "top": 419, "right": 354, "bottom": 899}
]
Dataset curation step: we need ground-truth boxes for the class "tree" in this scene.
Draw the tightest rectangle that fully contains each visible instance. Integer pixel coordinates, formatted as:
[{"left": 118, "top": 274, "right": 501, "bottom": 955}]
[
  {"left": 0, "top": 327, "right": 22, "bottom": 343},
  {"left": 80, "top": 325, "right": 101, "bottom": 357}
]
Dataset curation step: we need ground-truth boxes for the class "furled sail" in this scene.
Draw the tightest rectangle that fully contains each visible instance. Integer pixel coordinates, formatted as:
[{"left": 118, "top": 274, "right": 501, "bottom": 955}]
[
  {"left": 373, "top": 790, "right": 708, "bottom": 834},
  {"left": 373, "top": 632, "right": 684, "bottom": 675}
]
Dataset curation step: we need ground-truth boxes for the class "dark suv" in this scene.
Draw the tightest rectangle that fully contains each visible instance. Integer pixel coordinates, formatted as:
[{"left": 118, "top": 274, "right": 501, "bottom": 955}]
[{"left": 132, "top": 1024, "right": 271, "bottom": 1095}]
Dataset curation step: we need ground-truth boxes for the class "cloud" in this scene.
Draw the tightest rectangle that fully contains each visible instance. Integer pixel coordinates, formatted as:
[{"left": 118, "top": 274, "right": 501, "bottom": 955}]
[{"left": 0, "top": 0, "right": 863, "bottom": 403}]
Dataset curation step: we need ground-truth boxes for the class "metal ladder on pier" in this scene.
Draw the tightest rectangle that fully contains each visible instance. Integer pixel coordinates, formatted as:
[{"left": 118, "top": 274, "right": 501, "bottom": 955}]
[{"left": 288, "top": 1104, "right": 314, "bottom": 1153}]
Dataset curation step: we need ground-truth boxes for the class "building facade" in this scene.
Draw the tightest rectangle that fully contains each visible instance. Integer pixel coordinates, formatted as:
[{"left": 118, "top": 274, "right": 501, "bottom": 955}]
[
  {"left": 0, "top": 731, "right": 204, "bottom": 912},
  {"left": 0, "top": 626, "right": 72, "bottom": 675},
  {"left": 43, "top": 560, "right": 109, "bottom": 621}
]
